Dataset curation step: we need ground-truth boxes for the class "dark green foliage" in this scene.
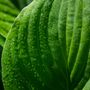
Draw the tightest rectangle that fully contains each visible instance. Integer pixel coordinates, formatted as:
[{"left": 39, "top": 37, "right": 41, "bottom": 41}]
[
  {"left": 1, "top": 0, "right": 90, "bottom": 90},
  {"left": 0, "top": 46, "right": 4, "bottom": 90},
  {"left": 0, "top": 0, "right": 20, "bottom": 90},
  {"left": 10, "top": 0, "right": 33, "bottom": 10}
]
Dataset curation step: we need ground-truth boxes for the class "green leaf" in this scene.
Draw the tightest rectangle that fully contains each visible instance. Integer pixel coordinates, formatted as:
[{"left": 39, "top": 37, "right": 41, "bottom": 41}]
[
  {"left": 83, "top": 79, "right": 90, "bottom": 90},
  {"left": 0, "top": 0, "right": 19, "bottom": 47}
]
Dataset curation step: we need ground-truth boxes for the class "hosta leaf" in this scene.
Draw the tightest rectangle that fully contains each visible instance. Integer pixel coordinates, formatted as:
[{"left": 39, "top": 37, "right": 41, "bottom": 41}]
[
  {"left": 83, "top": 79, "right": 90, "bottom": 90},
  {"left": 0, "top": 0, "right": 19, "bottom": 47},
  {"left": 68, "top": 0, "right": 82, "bottom": 74},
  {"left": 1, "top": 0, "right": 90, "bottom": 90},
  {"left": 70, "top": 0, "right": 90, "bottom": 88},
  {"left": 74, "top": 50, "right": 90, "bottom": 90}
]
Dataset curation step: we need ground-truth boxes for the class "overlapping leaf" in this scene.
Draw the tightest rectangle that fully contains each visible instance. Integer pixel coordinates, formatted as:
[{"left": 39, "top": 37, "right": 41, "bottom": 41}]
[
  {"left": 0, "top": 0, "right": 19, "bottom": 47},
  {"left": 0, "top": 0, "right": 90, "bottom": 90}
]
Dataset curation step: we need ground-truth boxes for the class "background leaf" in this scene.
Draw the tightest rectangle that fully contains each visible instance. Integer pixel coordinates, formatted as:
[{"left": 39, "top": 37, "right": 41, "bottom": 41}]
[{"left": 83, "top": 79, "right": 90, "bottom": 90}]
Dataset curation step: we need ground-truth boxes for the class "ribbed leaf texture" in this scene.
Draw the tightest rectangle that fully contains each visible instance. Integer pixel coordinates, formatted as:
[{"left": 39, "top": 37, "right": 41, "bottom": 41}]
[
  {"left": 0, "top": 0, "right": 19, "bottom": 47},
  {"left": 1, "top": 0, "right": 90, "bottom": 90}
]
